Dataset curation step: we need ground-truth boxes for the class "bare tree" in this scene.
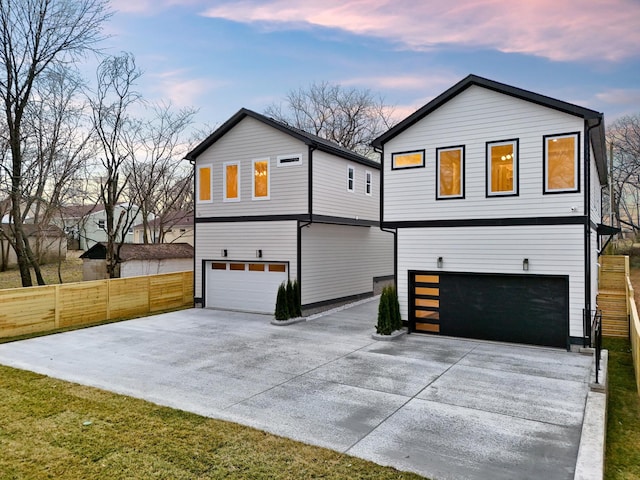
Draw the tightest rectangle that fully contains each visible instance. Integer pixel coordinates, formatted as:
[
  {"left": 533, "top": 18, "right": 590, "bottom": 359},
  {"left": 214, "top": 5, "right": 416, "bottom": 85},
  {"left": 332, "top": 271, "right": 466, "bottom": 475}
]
[
  {"left": 608, "top": 114, "right": 640, "bottom": 236},
  {"left": 264, "top": 81, "right": 396, "bottom": 157},
  {"left": 128, "top": 102, "right": 196, "bottom": 243},
  {"left": 0, "top": 0, "right": 110, "bottom": 286},
  {"left": 90, "top": 52, "right": 142, "bottom": 278}
]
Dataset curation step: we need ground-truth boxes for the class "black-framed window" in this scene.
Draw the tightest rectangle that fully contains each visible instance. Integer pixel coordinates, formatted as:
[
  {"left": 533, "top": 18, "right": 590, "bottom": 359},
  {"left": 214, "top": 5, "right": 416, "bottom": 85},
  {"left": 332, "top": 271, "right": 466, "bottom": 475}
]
[
  {"left": 543, "top": 132, "right": 580, "bottom": 194},
  {"left": 436, "top": 145, "right": 465, "bottom": 200},
  {"left": 486, "top": 139, "right": 519, "bottom": 197},
  {"left": 365, "top": 170, "right": 372, "bottom": 195},
  {"left": 347, "top": 165, "right": 355, "bottom": 192},
  {"left": 391, "top": 150, "right": 425, "bottom": 170}
]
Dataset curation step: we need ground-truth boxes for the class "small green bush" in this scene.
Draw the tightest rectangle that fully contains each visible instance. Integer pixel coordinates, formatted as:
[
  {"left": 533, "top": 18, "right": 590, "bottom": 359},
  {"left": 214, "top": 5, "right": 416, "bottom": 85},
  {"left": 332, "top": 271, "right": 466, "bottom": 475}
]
[
  {"left": 293, "top": 279, "right": 302, "bottom": 317},
  {"left": 376, "top": 286, "right": 401, "bottom": 335},
  {"left": 286, "top": 280, "right": 297, "bottom": 318},
  {"left": 275, "top": 282, "right": 289, "bottom": 320}
]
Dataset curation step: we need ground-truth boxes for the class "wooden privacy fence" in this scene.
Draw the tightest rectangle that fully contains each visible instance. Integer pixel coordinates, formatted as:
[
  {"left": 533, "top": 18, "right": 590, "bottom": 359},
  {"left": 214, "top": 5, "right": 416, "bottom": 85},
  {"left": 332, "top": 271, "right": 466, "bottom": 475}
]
[
  {"left": 626, "top": 267, "right": 640, "bottom": 396},
  {"left": 598, "top": 255, "right": 629, "bottom": 337},
  {"left": 0, "top": 271, "right": 193, "bottom": 339}
]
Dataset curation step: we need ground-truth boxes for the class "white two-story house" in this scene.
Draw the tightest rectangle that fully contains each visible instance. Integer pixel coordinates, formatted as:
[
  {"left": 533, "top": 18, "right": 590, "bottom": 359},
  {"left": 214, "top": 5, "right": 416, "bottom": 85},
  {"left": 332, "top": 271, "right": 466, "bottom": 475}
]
[
  {"left": 186, "top": 108, "right": 394, "bottom": 314},
  {"left": 372, "top": 75, "right": 607, "bottom": 349}
]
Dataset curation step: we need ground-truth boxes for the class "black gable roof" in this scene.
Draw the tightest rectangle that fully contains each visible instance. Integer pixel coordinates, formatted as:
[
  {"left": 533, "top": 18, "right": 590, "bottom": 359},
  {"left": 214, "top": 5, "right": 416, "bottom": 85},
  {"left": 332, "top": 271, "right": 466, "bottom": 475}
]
[
  {"left": 185, "top": 108, "right": 380, "bottom": 169},
  {"left": 372, "top": 74, "right": 606, "bottom": 184}
]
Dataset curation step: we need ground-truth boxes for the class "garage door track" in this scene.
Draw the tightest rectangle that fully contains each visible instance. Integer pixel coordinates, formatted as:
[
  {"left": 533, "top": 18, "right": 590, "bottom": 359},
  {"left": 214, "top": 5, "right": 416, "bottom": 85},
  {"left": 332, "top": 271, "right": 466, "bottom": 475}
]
[{"left": 0, "top": 299, "right": 593, "bottom": 480}]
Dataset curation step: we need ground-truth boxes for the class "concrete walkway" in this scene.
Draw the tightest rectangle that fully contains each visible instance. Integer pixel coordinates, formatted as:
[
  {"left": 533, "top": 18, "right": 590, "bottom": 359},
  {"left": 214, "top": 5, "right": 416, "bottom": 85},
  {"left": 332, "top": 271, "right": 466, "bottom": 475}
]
[{"left": 0, "top": 299, "right": 593, "bottom": 480}]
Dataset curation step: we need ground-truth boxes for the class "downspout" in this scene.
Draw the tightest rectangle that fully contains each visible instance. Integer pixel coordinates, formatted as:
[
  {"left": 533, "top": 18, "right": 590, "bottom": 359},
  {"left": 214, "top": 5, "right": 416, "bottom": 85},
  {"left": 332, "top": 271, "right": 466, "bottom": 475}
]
[
  {"left": 375, "top": 144, "right": 398, "bottom": 295},
  {"left": 298, "top": 145, "right": 316, "bottom": 309},
  {"left": 584, "top": 115, "right": 603, "bottom": 332},
  {"left": 186, "top": 155, "right": 198, "bottom": 306}
]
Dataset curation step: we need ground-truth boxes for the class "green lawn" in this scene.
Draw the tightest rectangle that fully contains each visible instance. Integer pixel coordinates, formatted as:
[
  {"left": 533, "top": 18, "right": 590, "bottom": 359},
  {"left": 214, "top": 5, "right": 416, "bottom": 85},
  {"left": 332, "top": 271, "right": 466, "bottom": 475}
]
[
  {"left": 605, "top": 338, "right": 640, "bottom": 479},
  {"left": 0, "top": 365, "right": 425, "bottom": 479}
]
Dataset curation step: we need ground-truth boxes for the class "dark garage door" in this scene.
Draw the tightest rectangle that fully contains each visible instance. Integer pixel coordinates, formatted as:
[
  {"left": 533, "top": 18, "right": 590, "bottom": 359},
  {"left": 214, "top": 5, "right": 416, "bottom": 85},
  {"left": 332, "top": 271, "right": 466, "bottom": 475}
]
[{"left": 409, "top": 271, "right": 569, "bottom": 348}]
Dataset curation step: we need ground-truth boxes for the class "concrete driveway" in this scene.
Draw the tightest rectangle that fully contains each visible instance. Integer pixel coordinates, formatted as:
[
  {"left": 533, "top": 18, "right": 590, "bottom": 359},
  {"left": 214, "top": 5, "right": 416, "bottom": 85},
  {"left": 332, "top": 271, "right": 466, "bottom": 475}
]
[{"left": 0, "top": 299, "right": 593, "bottom": 480}]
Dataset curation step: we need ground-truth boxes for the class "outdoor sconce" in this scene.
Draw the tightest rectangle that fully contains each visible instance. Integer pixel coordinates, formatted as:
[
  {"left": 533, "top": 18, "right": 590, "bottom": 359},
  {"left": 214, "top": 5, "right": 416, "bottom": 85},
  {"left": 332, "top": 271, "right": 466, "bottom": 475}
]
[
  {"left": 221, "top": 249, "right": 228, "bottom": 257},
  {"left": 437, "top": 256, "right": 443, "bottom": 268},
  {"left": 256, "top": 249, "right": 262, "bottom": 258},
  {"left": 523, "top": 258, "right": 529, "bottom": 271}
]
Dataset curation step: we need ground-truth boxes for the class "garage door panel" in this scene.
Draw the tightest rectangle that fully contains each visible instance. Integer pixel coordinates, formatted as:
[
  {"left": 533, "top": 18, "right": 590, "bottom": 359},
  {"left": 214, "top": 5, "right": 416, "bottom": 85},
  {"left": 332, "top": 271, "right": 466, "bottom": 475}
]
[
  {"left": 411, "top": 272, "right": 568, "bottom": 348},
  {"left": 205, "top": 261, "right": 288, "bottom": 313}
]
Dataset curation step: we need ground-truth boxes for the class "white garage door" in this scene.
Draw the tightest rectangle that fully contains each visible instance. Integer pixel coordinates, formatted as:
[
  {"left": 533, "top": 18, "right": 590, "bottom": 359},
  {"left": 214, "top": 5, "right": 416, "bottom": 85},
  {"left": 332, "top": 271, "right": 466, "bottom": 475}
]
[{"left": 205, "top": 261, "right": 288, "bottom": 314}]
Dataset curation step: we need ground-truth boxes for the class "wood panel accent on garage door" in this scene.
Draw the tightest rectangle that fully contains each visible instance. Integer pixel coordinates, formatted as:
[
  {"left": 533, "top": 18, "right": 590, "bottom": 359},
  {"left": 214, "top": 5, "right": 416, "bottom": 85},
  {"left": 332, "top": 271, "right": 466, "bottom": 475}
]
[
  {"left": 409, "top": 271, "right": 569, "bottom": 348},
  {"left": 409, "top": 274, "right": 441, "bottom": 333}
]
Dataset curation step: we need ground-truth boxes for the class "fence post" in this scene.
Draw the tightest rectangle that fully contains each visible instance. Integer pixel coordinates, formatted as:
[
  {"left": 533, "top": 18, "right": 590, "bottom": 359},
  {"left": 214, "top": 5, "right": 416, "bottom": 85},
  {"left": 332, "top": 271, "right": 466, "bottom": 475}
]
[{"left": 54, "top": 284, "right": 60, "bottom": 329}]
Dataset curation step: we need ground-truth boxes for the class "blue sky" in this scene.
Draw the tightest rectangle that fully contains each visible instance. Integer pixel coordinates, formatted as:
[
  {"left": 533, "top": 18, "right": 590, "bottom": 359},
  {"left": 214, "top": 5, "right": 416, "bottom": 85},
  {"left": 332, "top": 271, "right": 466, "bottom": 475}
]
[{"left": 102, "top": 0, "right": 640, "bottom": 132}]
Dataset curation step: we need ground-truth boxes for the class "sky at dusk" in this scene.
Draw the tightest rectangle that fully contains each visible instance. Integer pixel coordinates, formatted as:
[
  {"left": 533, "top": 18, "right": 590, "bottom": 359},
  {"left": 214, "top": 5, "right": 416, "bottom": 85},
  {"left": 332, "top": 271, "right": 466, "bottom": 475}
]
[{"left": 102, "top": 0, "right": 640, "bottom": 132}]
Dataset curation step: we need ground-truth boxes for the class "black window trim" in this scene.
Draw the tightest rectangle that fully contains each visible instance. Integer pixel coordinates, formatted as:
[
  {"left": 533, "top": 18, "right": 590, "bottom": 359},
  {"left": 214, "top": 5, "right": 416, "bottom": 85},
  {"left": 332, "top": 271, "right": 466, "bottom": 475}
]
[
  {"left": 435, "top": 145, "right": 466, "bottom": 201},
  {"left": 485, "top": 138, "right": 520, "bottom": 198}
]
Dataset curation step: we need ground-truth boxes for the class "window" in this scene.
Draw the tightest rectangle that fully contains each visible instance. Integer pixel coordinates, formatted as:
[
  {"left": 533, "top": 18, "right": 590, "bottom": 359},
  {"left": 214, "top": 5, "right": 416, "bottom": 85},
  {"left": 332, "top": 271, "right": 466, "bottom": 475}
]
[
  {"left": 223, "top": 162, "right": 240, "bottom": 202},
  {"left": 97, "top": 219, "right": 105, "bottom": 230},
  {"left": 392, "top": 150, "right": 425, "bottom": 170},
  {"left": 365, "top": 170, "right": 372, "bottom": 196},
  {"left": 436, "top": 146, "right": 464, "bottom": 200},
  {"left": 197, "top": 164, "right": 213, "bottom": 203},
  {"left": 544, "top": 132, "right": 579, "bottom": 193},
  {"left": 268, "top": 264, "right": 286, "bottom": 272},
  {"left": 252, "top": 159, "right": 270, "bottom": 200},
  {"left": 277, "top": 153, "right": 302, "bottom": 167},
  {"left": 486, "top": 139, "right": 518, "bottom": 197},
  {"left": 347, "top": 166, "right": 355, "bottom": 192}
]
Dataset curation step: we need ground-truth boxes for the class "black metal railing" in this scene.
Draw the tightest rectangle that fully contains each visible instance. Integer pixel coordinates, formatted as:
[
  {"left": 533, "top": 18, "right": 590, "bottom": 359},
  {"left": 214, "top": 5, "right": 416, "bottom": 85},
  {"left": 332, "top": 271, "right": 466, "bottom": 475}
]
[{"left": 592, "top": 309, "right": 603, "bottom": 384}]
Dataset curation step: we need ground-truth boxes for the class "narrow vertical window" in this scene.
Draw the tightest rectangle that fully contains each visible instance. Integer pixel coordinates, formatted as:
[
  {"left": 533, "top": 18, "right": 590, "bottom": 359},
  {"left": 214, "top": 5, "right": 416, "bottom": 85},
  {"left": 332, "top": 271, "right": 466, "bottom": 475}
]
[
  {"left": 347, "top": 166, "right": 355, "bottom": 192},
  {"left": 253, "top": 159, "right": 270, "bottom": 200},
  {"left": 197, "top": 164, "right": 213, "bottom": 203},
  {"left": 436, "top": 146, "right": 464, "bottom": 199},
  {"left": 365, "top": 170, "right": 372, "bottom": 196},
  {"left": 544, "top": 133, "right": 579, "bottom": 193},
  {"left": 486, "top": 139, "right": 518, "bottom": 197},
  {"left": 223, "top": 162, "right": 240, "bottom": 202}
]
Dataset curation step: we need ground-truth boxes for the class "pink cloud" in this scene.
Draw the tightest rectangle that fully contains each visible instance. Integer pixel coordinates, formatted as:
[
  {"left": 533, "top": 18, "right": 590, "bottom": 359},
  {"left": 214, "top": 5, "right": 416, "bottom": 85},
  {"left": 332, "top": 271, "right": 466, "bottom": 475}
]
[
  {"left": 200, "top": 0, "right": 640, "bottom": 62},
  {"left": 149, "top": 70, "right": 227, "bottom": 107}
]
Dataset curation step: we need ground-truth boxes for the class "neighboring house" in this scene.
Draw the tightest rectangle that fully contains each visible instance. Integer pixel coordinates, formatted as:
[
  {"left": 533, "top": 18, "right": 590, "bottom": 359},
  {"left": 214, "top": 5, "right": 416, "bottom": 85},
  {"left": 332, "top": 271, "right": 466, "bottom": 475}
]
[
  {"left": 185, "top": 108, "right": 394, "bottom": 314},
  {"left": 372, "top": 74, "right": 608, "bottom": 349},
  {"left": 80, "top": 242, "right": 194, "bottom": 280},
  {"left": 133, "top": 210, "right": 194, "bottom": 246},
  {"left": 55, "top": 204, "right": 142, "bottom": 251},
  {"left": 0, "top": 224, "right": 67, "bottom": 268}
]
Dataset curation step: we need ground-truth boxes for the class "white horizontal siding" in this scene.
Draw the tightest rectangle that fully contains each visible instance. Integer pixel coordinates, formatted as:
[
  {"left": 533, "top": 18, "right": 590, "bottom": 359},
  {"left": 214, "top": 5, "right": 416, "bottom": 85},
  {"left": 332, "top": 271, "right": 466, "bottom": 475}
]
[
  {"left": 384, "top": 85, "right": 586, "bottom": 222},
  {"left": 301, "top": 223, "right": 393, "bottom": 305},
  {"left": 194, "top": 221, "right": 297, "bottom": 299},
  {"left": 397, "top": 225, "right": 586, "bottom": 338},
  {"left": 312, "top": 150, "right": 380, "bottom": 221},
  {"left": 590, "top": 146, "right": 602, "bottom": 225},
  {"left": 195, "top": 116, "right": 308, "bottom": 219},
  {"left": 121, "top": 259, "right": 193, "bottom": 278}
]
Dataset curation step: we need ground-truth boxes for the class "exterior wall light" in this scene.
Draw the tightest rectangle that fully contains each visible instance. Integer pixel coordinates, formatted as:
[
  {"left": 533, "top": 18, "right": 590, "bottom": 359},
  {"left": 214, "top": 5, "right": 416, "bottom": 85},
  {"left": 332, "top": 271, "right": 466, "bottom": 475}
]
[
  {"left": 222, "top": 249, "right": 228, "bottom": 257},
  {"left": 523, "top": 258, "right": 529, "bottom": 271},
  {"left": 256, "top": 249, "right": 262, "bottom": 258},
  {"left": 437, "top": 256, "right": 443, "bottom": 268}
]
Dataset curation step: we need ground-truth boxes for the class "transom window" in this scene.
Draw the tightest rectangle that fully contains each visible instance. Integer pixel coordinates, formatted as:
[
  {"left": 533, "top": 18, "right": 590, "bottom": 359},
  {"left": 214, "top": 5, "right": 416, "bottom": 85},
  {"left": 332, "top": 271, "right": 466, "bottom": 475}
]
[
  {"left": 486, "top": 139, "right": 518, "bottom": 197},
  {"left": 197, "top": 164, "right": 213, "bottom": 203},
  {"left": 277, "top": 153, "right": 302, "bottom": 167},
  {"left": 436, "top": 146, "right": 464, "bottom": 200},
  {"left": 544, "top": 133, "right": 579, "bottom": 193},
  {"left": 253, "top": 159, "right": 270, "bottom": 200},
  {"left": 223, "top": 162, "right": 240, "bottom": 202},
  {"left": 347, "top": 165, "right": 355, "bottom": 192},
  {"left": 392, "top": 150, "right": 425, "bottom": 170},
  {"left": 365, "top": 170, "right": 372, "bottom": 196}
]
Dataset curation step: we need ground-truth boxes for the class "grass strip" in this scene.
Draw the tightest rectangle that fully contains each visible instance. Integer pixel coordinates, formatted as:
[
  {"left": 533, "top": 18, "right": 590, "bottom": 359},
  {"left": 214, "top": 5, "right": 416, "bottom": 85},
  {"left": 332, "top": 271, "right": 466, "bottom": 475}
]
[{"left": 0, "top": 365, "right": 425, "bottom": 479}]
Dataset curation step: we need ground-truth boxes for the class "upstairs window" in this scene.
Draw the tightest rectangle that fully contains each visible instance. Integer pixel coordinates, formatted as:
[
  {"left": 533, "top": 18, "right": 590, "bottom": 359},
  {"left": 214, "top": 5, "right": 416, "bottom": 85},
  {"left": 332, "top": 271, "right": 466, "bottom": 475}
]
[
  {"left": 544, "top": 133, "right": 579, "bottom": 193},
  {"left": 365, "top": 170, "right": 372, "bottom": 196},
  {"left": 277, "top": 153, "right": 302, "bottom": 167},
  {"left": 197, "top": 164, "right": 213, "bottom": 203},
  {"left": 347, "top": 166, "right": 355, "bottom": 192},
  {"left": 436, "top": 146, "right": 464, "bottom": 199},
  {"left": 486, "top": 139, "right": 518, "bottom": 197},
  {"left": 392, "top": 150, "right": 425, "bottom": 170},
  {"left": 97, "top": 219, "right": 105, "bottom": 230},
  {"left": 253, "top": 159, "right": 270, "bottom": 200},
  {"left": 224, "top": 162, "right": 240, "bottom": 202}
]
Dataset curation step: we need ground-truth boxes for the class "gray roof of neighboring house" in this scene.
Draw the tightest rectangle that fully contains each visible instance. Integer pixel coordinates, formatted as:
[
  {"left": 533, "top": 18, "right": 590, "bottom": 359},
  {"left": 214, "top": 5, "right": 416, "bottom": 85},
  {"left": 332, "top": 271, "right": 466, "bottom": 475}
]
[
  {"left": 80, "top": 242, "right": 194, "bottom": 261},
  {"left": 184, "top": 108, "right": 381, "bottom": 169},
  {"left": 133, "top": 210, "right": 194, "bottom": 230},
  {"left": 371, "top": 74, "right": 607, "bottom": 184}
]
